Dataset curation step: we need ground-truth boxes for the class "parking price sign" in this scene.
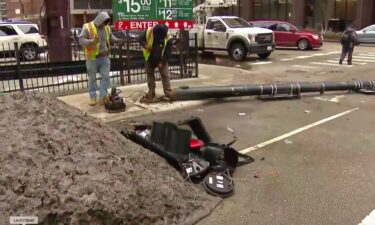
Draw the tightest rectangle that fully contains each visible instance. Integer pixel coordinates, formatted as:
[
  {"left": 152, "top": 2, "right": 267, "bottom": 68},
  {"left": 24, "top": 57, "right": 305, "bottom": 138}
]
[{"left": 114, "top": 0, "right": 193, "bottom": 30}]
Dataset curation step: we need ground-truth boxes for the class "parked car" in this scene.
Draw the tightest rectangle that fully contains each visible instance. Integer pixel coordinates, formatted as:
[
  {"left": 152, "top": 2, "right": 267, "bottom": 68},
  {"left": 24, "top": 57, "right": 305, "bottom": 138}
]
[
  {"left": 355, "top": 24, "right": 375, "bottom": 44},
  {"left": 190, "top": 16, "right": 275, "bottom": 61},
  {"left": 0, "top": 20, "right": 47, "bottom": 60},
  {"left": 250, "top": 20, "right": 323, "bottom": 50}
]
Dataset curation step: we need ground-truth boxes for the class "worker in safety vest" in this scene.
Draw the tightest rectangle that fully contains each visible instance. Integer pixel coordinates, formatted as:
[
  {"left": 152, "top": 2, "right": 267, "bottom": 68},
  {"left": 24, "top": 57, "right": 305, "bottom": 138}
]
[
  {"left": 79, "top": 12, "right": 121, "bottom": 106},
  {"left": 139, "top": 24, "right": 173, "bottom": 100}
]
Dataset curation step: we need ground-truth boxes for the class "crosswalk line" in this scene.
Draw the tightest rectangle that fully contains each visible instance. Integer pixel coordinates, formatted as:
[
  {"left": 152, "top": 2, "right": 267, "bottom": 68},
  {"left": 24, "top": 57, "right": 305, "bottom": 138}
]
[
  {"left": 326, "top": 60, "right": 367, "bottom": 65},
  {"left": 296, "top": 55, "right": 313, "bottom": 59},
  {"left": 311, "top": 53, "right": 325, "bottom": 56},
  {"left": 281, "top": 52, "right": 340, "bottom": 62},
  {"left": 334, "top": 58, "right": 375, "bottom": 63},
  {"left": 360, "top": 53, "right": 375, "bottom": 57},
  {"left": 352, "top": 56, "right": 375, "bottom": 60},
  {"left": 250, "top": 61, "right": 272, "bottom": 65},
  {"left": 351, "top": 58, "right": 375, "bottom": 62},
  {"left": 310, "top": 62, "right": 353, "bottom": 67},
  {"left": 293, "top": 65, "right": 319, "bottom": 69}
]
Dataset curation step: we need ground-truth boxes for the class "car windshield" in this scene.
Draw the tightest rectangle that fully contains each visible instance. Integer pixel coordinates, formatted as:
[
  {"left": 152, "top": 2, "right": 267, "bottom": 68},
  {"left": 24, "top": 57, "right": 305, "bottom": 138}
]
[
  {"left": 17, "top": 25, "right": 39, "bottom": 34},
  {"left": 364, "top": 25, "right": 375, "bottom": 31},
  {"left": 222, "top": 18, "right": 252, "bottom": 28}
]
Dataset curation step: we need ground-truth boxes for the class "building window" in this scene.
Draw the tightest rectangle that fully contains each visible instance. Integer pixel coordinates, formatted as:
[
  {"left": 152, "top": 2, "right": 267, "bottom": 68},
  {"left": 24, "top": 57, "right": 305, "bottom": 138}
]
[
  {"left": 347, "top": 0, "right": 357, "bottom": 21},
  {"left": 270, "top": 1, "right": 277, "bottom": 19},
  {"left": 335, "top": 0, "right": 346, "bottom": 19},
  {"left": 334, "top": 0, "right": 358, "bottom": 23},
  {"left": 261, "top": 0, "right": 270, "bottom": 19},
  {"left": 253, "top": 0, "right": 292, "bottom": 21},
  {"left": 254, "top": 0, "right": 262, "bottom": 19},
  {"left": 305, "top": 0, "right": 324, "bottom": 29},
  {"left": 74, "top": 0, "right": 111, "bottom": 10}
]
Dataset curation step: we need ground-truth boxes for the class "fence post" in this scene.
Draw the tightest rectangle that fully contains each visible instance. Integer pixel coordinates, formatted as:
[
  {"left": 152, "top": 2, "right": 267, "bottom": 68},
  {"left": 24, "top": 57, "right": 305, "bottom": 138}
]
[
  {"left": 179, "top": 28, "right": 185, "bottom": 78},
  {"left": 194, "top": 33, "right": 199, "bottom": 78},
  {"left": 126, "top": 30, "right": 131, "bottom": 84},
  {"left": 14, "top": 42, "right": 24, "bottom": 91},
  {"left": 119, "top": 43, "right": 125, "bottom": 85}
]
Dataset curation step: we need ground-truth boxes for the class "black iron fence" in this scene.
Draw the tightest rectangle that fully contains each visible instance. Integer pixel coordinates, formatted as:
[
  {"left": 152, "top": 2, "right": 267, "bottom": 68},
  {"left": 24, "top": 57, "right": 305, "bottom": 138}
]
[{"left": 0, "top": 32, "right": 198, "bottom": 95}]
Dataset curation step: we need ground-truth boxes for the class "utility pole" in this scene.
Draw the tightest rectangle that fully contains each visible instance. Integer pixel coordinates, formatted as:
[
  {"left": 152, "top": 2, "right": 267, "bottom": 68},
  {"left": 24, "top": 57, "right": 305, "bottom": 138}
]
[{"left": 45, "top": 0, "right": 72, "bottom": 62}]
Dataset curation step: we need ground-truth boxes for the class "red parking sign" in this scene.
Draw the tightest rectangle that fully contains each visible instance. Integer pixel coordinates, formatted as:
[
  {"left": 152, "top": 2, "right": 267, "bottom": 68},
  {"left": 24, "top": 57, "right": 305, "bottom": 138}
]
[{"left": 115, "top": 20, "right": 194, "bottom": 30}]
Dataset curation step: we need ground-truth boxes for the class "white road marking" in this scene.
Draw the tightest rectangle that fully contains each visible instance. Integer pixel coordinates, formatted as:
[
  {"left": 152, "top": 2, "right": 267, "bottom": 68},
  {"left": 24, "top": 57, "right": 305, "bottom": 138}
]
[
  {"left": 360, "top": 53, "right": 375, "bottom": 57},
  {"left": 326, "top": 60, "right": 367, "bottom": 65},
  {"left": 310, "top": 62, "right": 354, "bottom": 67},
  {"left": 359, "top": 209, "right": 375, "bottom": 225},
  {"left": 240, "top": 108, "right": 359, "bottom": 154},
  {"left": 292, "top": 65, "right": 319, "bottom": 69},
  {"left": 350, "top": 59, "right": 375, "bottom": 63},
  {"left": 352, "top": 56, "right": 375, "bottom": 59},
  {"left": 281, "top": 52, "right": 340, "bottom": 62},
  {"left": 250, "top": 61, "right": 272, "bottom": 65},
  {"left": 334, "top": 58, "right": 375, "bottom": 63},
  {"left": 311, "top": 53, "right": 325, "bottom": 56},
  {"left": 296, "top": 55, "right": 313, "bottom": 59},
  {"left": 314, "top": 95, "right": 345, "bottom": 103}
]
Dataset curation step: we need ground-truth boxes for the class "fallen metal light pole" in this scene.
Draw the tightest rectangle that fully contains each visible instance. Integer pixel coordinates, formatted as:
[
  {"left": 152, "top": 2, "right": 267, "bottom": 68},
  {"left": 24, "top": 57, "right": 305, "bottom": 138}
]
[{"left": 168, "top": 80, "right": 375, "bottom": 101}]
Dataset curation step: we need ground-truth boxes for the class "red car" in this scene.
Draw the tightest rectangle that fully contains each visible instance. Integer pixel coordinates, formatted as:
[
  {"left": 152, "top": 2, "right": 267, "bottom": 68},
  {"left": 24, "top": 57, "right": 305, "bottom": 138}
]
[{"left": 250, "top": 20, "right": 323, "bottom": 50}]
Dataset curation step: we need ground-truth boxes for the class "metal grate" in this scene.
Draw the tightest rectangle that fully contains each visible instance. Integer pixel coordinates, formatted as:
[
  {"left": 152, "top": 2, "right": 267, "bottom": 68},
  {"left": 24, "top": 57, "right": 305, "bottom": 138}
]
[{"left": 255, "top": 33, "right": 273, "bottom": 44}]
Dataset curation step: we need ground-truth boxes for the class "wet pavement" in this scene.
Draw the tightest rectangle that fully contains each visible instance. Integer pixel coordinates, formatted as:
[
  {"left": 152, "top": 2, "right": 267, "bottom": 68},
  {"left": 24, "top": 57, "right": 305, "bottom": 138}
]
[{"left": 107, "top": 42, "right": 375, "bottom": 225}]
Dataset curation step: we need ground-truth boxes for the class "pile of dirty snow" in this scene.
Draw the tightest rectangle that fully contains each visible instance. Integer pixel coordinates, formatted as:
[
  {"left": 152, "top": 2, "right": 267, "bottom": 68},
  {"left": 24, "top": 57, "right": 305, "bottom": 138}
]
[{"left": 0, "top": 93, "right": 220, "bottom": 225}]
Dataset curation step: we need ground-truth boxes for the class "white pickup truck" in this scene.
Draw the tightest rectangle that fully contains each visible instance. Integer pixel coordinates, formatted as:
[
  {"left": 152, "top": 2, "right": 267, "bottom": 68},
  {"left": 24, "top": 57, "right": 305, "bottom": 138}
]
[{"left": 192, "top": 16, "right": 275, "bottom": 61}]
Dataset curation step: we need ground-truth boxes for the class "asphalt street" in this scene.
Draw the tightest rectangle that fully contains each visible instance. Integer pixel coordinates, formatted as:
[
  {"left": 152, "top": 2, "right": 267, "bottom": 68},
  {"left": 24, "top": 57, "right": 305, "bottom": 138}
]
[{"left": 110, "top": 42, "right": 375, "bottom": 225}]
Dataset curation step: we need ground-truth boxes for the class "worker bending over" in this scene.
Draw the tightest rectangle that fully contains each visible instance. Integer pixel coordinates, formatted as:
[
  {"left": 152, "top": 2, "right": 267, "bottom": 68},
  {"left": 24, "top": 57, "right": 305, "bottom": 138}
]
[{"left": 139, "top": 24, "right": 173, "bottom": 100}]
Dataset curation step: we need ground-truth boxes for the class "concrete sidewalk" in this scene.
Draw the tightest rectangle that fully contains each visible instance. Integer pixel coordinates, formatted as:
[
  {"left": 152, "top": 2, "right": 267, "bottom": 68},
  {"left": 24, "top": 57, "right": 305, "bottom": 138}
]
[{"left": 58, "top": 64, "right": 252, "bottom": 123}]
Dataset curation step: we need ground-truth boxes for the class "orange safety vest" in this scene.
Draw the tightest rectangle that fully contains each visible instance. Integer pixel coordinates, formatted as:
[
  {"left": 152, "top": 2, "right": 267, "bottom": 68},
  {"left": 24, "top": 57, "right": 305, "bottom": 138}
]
[
  {"left": 143, "top": 27, "right": 172, "bottom": 61},
  {"left": 83, "top": 22, "right": 111, "bottom": 60}
]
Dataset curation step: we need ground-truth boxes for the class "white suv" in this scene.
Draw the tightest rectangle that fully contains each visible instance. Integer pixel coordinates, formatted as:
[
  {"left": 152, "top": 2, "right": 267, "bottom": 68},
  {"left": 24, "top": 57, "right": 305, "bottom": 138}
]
[{"left": 0, "top": 21, "right": 47, "bottom": 61}]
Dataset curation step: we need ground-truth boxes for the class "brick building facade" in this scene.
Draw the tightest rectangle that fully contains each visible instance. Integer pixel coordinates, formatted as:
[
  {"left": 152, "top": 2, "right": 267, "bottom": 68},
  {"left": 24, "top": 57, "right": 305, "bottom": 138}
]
[
  {"left": 6, "top": 0, "right": 44, "bottom": 22},
  {"left": 6, "top": 0, "right": 112, "bottom": 28},
  {"left": 0, "top": 0, "right": 6, "bottom": 20},
  {"left": 5, "top": 0, "right": 375, "bottom": 31}
]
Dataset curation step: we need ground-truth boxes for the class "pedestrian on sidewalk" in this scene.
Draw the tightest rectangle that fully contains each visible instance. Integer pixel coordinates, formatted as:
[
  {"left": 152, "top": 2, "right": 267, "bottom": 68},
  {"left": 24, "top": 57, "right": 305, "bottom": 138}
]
[
  {"left": 139, "top": 24, "right": 173, "bottom": 101},
  {"left": 79, "top": 12, "right": 122, "bottom": 106},
  {"left": 339, "top": 24, "right": 357, "bottom": 65}
]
